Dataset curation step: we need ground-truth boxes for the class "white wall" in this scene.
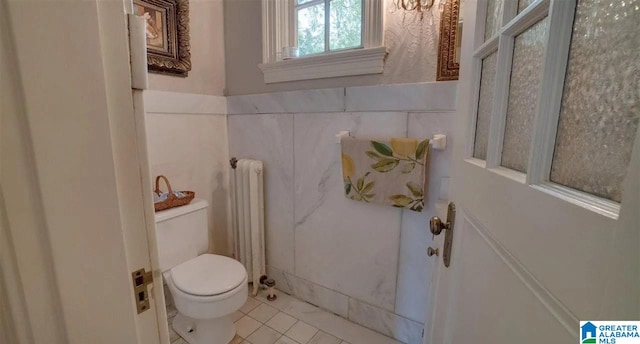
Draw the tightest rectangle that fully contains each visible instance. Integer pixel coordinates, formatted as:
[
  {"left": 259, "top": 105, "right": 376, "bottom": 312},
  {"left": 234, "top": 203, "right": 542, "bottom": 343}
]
[
  {"left": 144, "top": 0, "right": 229, "bottom": 256},
  {"left": 144, "top": 91, "right": 232, "bottom": 256},
  {"left": 227, "top": 82, "right": 457, "bottom": 344},
  {"left": 149, "top": 0, "right": 226, "bottom": 96},
  {"left": 223, "top": 0, "right": 442, "bottom": 95}
]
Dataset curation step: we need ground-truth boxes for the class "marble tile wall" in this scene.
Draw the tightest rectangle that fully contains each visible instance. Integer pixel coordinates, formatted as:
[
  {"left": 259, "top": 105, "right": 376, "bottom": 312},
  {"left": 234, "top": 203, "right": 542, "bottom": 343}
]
[
  {"left": 144, "top": 91, "right": 232, "bottom": 256},
  {"left": 293, "top": 111, "right": 405, "bottom": 313},
  {"left": 396, "top": 113, "right": 454, "bottom": 324},
  {"left": 266, "top": 266, "right": 424, "bottom": 343},
  {"left": 227, "top": 88, "right": 344, "bottom": 114},
  {"left": 282, "top": 270, "right": 349, "bottom": 318},
  {"left": 344, "top": 82, "right": 457, "bottom": 112},
  {"left": 228, "top": 82, "right": 457, "bottom": 344},
  {"left": 348, "top": 298, "right": 423, "bottom": 344},
  {"left": 227, "top": 113, "right": 296, "bottom": 273}
]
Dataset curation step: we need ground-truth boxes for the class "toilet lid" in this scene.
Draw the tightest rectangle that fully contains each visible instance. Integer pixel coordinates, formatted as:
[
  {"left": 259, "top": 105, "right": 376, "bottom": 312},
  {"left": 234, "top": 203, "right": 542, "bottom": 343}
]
[{"left": 171, "top": 254, "right": 247, "bottom": 296}]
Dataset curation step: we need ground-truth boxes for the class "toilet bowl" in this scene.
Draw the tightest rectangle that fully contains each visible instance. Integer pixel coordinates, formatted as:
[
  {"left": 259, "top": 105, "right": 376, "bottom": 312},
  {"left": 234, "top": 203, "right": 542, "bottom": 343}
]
[
  {"left": 154, "top": 199, "right": 248, "bottom": 344},
  {"left": 164, "top": 254, "right": 247, "bottom": 344}
]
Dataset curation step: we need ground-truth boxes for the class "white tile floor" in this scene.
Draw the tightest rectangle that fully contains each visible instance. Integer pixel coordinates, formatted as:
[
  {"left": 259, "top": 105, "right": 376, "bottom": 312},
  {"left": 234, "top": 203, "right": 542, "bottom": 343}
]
[{"left": 168, "top": 287, "right": 402, "bottom": 344}]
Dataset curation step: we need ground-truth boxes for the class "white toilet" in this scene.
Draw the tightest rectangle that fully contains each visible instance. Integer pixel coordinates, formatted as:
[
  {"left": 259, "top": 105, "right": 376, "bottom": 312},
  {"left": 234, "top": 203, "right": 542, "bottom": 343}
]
[{"left": 155, "top": 199, "right": 247, "bottom": 344}]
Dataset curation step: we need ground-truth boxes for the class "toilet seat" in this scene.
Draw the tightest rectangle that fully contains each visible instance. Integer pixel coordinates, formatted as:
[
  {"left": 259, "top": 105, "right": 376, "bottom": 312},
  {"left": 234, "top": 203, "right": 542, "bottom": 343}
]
[
  {"left": 164, "top": 260, "right": 248, "bottom": 321},
  {"left": 171, "top": 254, "right": 246, "bottom": 297}
]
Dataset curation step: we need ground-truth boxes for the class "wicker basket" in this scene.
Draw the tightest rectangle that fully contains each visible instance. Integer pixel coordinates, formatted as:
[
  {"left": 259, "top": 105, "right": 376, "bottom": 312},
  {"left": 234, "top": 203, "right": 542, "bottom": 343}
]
[{"left": 153, "top": 175, "right": 195, "bottom": 212}]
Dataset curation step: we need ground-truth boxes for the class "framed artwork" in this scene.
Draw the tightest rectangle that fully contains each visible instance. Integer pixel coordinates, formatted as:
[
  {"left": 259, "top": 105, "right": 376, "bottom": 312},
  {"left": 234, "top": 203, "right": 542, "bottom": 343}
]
[
  {"left": 436, "top": 0, "right": 461, "bottom": 81},
  {"left": 134, "top": 0, "right": 191, "bottom": 77}
]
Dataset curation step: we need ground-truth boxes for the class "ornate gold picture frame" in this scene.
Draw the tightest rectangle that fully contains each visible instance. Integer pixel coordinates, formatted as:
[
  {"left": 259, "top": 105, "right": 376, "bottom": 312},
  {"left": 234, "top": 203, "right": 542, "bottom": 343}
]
[
  {"left": 436, "top": 0, "right": 461, "bottom": 81},
  {"left": 134, "top": 0, "right": 191, "bottom": 77}
]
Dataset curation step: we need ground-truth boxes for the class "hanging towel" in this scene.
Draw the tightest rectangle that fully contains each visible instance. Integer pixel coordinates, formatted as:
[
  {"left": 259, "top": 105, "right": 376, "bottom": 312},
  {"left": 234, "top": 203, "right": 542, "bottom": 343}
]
[{"left": 340, "top": 136, "right": 430, "bottom": 212}]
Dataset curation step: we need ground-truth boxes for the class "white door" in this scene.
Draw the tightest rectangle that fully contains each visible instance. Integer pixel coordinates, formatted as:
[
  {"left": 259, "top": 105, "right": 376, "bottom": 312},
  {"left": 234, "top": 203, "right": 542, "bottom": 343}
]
[
  {"left": 425, "top": 0, "right": 639, "bottom": 343},
  {"left": 1, "top": 0, "right": 164, "bottom": 342}
]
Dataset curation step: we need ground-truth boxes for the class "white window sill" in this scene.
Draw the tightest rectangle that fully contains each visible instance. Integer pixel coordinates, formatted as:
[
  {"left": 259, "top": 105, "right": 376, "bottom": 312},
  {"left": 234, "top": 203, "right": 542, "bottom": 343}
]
[{"left": 258, "top": 46, "right": 388, "bottom": 84}]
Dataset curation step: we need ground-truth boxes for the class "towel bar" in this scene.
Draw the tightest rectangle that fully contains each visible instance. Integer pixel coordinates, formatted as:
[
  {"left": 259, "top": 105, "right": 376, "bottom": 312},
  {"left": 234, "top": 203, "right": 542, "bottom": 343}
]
[{"left": 336, "top": 131, "right": 446, "bottom": 150}]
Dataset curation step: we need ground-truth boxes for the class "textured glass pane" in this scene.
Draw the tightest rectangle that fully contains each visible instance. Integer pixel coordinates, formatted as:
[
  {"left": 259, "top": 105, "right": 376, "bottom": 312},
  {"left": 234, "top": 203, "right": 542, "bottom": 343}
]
[
  {"left": 473, "top": 52, "right": 498, "bottom": 160},
  {"left": 550, "top": 0, "right": 640, "bottom": 202},
  {"left": 329, "top": 0, "right": 362, "bottom": 50},
  {"left": 297, "top": 4, "right": 326, "bottom": 56},
  {"left": 501, "top": 17, "right": 548, "bottom": 172},
  {"left": 298, "top": 0, "right": 315, "bottom": 4},
  {"left": 518, "top": 0, "right": 536, "bottom": 13},
  {"left": 484, "top": 0, "right": 504, "bottom": 41}
]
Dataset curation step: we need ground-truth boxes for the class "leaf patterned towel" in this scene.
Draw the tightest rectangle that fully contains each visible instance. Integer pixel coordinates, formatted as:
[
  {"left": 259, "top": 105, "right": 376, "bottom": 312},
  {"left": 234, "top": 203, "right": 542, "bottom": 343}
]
[{"left": 340, "top": 136, "right": 430, "bottom": 212}]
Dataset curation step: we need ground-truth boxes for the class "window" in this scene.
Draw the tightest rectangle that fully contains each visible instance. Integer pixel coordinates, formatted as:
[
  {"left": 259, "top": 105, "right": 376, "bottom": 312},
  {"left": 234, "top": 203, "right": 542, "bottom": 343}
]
[
  {"left": 260, "top": 0, "right": 385, "bottom": 83},
  {"left": 294, "top": 0, "right": 363, "bottom": 56}
]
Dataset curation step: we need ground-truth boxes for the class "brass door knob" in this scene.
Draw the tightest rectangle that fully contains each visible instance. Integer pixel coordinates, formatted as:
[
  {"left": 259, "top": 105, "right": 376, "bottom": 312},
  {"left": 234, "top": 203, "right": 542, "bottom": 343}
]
[
  {"left": 430, "top": 216, "right": 448, "bottom": 236},
  {"left": 427, "top": 247, "right": 439, "bottom": 257}
]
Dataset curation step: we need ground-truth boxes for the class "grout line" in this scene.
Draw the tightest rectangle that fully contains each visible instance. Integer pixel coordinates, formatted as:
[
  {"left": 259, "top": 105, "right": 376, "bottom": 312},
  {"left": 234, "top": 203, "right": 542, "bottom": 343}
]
[
  {"left": 291, "top": 113, "right": 296, "bottom": 277},
  {"left": 405, "top": 112, "right": 410, "bottom": 136},
  {"left": 343, "top": 87, "right": 347, "bottom": 112},
  {"left": 229, "top": 110, "right": 456, "bottom": 116}
]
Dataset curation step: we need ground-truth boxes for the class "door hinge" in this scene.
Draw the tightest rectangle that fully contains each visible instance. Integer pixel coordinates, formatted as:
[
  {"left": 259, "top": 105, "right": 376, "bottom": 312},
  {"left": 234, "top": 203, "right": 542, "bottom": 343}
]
[{"left": 131, "top": 268, "right": 154, "bottom": 314}]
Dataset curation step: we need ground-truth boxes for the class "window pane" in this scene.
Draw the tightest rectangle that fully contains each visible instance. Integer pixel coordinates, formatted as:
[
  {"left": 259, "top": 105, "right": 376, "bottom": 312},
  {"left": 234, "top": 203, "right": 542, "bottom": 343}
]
[
  {"left": 297, "top": 3, "right": 326, "bottom": 56},
  {"left": 329, "top": 0, "right": 362, "bottom": 50},
  {"left": 297, "top": 0, "right": 315, "bottom": 4},
  {"left": 484, "top": 0, "right": 504, "bottom": 41},
  {"left": 550, "top": 0, "right": 640, "bottom": 202},
  {"left": 501, "top": 17, "right": 548, "bottom": 172},
  {"left": 473, "top": 52, "right": 498, "bottom": 160}
]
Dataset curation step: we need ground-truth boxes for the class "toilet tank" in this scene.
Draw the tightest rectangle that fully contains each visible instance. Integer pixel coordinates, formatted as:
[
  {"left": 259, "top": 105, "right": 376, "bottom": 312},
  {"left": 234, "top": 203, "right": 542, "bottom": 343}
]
[{"left": 154, "top": 199, "right": 209, "bottom": 272}]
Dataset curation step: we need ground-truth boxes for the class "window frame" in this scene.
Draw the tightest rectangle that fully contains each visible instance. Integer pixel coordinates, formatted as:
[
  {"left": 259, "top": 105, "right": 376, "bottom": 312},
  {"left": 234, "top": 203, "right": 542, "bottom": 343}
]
[{"left": 260, "top": 0, "right": 385, "bottom": 83}]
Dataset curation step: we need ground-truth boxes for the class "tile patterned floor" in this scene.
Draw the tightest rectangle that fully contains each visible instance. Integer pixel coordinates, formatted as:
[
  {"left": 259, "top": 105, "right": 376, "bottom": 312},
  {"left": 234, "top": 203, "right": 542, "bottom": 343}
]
[{"left": 167, "top": 287, "right": 402, "bottom": 344}]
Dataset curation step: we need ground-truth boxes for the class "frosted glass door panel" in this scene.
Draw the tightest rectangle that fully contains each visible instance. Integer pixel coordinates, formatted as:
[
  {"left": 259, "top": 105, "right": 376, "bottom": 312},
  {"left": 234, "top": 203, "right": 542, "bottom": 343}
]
[
  {"left": 550, "top": 0, "right": 639, "bottom": 202},
  {"left": 517, "top": 0, "right": 536, "bottom": 13},
  {"left": 473, "top": 52, "right": 498, "bottom": 160},
  {"left": 484, "top": 0, "right": 504, "bottom": 41},
  {"left": 501, "top": 17, "right": 548, "bottom": 172}
]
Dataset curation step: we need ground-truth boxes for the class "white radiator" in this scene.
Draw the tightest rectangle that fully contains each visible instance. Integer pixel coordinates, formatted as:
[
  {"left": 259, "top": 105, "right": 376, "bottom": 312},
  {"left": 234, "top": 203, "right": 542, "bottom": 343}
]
[{"left": 230, "top": 158, "right": 266, "bottom": 296}]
